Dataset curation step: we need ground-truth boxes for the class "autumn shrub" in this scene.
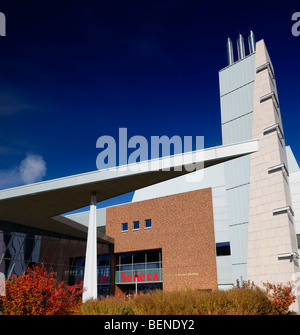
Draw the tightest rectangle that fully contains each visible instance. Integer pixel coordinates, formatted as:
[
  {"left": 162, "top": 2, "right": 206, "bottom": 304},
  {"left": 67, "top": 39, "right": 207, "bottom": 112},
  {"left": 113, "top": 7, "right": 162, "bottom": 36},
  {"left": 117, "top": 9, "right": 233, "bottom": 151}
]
[
  {"left": 224, "top": 282, "right": 273, "bottom": 315},
  {"left": 130, "top": 290, "right": 197, "bottom": 315},
  {"left": 81, "top": 287, "right": 274, "bottom": 315},
  {"left": 133, "top": 288, "right": 273, "bottom": 315},
  {"left": 81, "top": 295, "right": 133, "bottom": 315},
  {"left": 0, "top": 264, "right": 83, "bottom": 315},
  {"left": 263, "top": 281, "right": 296, "bottom": 315}
]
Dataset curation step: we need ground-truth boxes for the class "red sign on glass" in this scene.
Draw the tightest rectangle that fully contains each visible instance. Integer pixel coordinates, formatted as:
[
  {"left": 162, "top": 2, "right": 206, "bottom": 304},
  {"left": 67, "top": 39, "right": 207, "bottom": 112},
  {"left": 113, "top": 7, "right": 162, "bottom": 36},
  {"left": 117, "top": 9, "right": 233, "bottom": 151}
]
[
  {"left": 120, "top": 272, "right": 159, "bottom": 283},
  {"left": 76, "top": 274, "right": 109, "bottom": 285}
]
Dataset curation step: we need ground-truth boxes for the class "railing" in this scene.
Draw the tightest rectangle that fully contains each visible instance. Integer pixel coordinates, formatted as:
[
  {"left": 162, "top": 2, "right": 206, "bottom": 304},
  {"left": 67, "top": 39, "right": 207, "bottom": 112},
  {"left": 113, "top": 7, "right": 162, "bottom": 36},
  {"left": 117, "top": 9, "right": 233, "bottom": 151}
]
[{"left": 116, "top": 261, "right": 162, "bottom": 271}]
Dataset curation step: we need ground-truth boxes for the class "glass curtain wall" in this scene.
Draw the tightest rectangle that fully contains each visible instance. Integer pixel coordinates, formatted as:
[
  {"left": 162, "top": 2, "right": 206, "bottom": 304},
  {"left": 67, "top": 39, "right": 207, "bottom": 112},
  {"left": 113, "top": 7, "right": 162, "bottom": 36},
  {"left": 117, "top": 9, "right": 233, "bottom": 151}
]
[
  {"left": 115, "top": 249, "right": 163, "bottom": 293},
  {"left": 0, "top": 220, "right": 111, "bottom": 296}
]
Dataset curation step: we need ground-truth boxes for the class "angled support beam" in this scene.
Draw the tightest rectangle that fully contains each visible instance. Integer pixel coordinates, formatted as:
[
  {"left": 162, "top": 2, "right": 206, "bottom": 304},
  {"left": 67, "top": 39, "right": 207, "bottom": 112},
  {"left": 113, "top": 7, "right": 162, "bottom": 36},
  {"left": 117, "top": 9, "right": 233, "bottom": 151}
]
[
  {"left": 263, "top": 123, "right": 284, "bottom": 140},
  {"left": 260, "top": 91, "right": 279, "bottom": 108},
  {"left": 256, "top": 61, "right": 275, "bottom": 79},
  {"left": 268, "top": 163, "right": 289, "bottom": 177},
  {"left": 273, "top": 205, "right": 295, "bottom": 217}
]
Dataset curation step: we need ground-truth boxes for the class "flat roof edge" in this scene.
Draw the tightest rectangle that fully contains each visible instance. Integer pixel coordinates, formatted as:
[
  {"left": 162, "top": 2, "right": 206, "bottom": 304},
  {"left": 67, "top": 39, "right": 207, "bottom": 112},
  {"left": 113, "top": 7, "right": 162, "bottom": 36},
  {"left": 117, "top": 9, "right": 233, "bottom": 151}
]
[{"left": 53, "top": 215, "right": 114, "bottom": 244}]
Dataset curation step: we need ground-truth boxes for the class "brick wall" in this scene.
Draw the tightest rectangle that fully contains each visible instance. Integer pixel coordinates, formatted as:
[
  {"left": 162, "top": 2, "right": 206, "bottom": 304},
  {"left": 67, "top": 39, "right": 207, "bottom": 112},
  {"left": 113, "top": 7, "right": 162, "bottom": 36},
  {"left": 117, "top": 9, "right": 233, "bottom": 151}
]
[{"left": 106, "top": 188, "right": 218, "bottom": 291}]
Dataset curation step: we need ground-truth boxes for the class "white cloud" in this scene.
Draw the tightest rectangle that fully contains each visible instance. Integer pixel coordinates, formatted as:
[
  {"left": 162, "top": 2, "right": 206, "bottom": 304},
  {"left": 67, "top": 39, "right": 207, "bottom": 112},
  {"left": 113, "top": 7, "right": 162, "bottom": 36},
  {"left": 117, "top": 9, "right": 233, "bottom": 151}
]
[
  {"left": 19, "top": 154, "right": 47, "bottom": 184},
  {"left": 0, "top": 153, "right": 47, "bottom": 189}
]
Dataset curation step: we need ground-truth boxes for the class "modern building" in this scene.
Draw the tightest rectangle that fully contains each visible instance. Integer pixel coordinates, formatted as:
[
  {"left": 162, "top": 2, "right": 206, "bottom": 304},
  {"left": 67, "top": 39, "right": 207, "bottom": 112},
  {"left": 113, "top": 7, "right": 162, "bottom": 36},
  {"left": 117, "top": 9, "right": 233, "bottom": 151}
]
[{"left": 1, "top": 31, "right": 300, "bottom": 311}]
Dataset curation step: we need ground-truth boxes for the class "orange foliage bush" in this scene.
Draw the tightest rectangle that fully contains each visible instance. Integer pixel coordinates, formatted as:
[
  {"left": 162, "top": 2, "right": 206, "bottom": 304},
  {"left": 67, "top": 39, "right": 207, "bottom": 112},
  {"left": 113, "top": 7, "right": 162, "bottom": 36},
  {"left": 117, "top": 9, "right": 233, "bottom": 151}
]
[
  {"left": 0, "top": 264, "right": 83, "bottom": 315},
  {"left": 235, "top": 279, "right": 296, "bottom": 314},
  {"left": 263, "top": 281, "right": 296, "bottom": 315}
]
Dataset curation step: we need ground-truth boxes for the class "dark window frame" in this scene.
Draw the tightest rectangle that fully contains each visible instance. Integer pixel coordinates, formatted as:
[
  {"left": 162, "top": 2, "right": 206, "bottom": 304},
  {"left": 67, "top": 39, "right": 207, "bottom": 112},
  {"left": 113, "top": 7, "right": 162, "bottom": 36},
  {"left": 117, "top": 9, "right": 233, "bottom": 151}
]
[
  {"left": 133, "top": 221, "right": 139, "bottom": 230},
  {"left": 145, "top": 219, "right": 152, "bottom": 228},
  {"left": 216, "top": 242, "right": 231, "bottom": 256}
]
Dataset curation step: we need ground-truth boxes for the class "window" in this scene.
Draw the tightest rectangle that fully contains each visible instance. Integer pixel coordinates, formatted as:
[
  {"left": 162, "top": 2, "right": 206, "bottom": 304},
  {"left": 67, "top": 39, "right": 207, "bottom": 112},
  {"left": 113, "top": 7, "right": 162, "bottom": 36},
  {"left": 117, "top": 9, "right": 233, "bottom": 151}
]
[
  {"left": 122, "top": 223, "right": 128, "bottom": 232},
  {"left": 133, "top": 251, "right": 145, "bottom": 269},
  {"left": 98, "top": 254, "right": 110, "bottom": 266},
  {"left": 216, "top": 242, "right": 231, "bottom": 256},
  {"left": 145, "top": 219, "right": 152, "bottom": 228},
  {"left": 297, "top": 234, "right": 300, "bottom": 249},
  {"left": 119, "top": 253, "right": 132, "bottom": 265},
  {"left": 133, "top": 221, "right": 139, "bottom": 230},
  {"left": 116, "top": 249, "right": 162, "bottom": 275}
]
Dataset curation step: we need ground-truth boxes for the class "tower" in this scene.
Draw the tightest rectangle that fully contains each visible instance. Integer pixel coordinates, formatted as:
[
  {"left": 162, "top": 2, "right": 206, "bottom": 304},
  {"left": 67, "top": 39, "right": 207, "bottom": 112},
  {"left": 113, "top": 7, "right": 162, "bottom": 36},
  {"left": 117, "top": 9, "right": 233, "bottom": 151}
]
[
  {"left": 219, "top": 31, "right": 256, "bottom": 283},
  {"left": 247, "top": 39, "right": 299, "bottom": 311},
  {"left": 219, "top": 32, "right": 300, "bottom": 312}
]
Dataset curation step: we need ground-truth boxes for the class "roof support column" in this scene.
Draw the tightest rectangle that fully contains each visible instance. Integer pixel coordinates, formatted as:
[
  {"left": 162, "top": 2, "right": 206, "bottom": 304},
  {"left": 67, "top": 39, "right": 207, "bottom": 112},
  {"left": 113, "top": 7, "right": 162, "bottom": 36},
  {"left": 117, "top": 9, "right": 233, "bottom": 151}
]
[{"left": 83, "top": 192, "right": 97, "bottom": 302}]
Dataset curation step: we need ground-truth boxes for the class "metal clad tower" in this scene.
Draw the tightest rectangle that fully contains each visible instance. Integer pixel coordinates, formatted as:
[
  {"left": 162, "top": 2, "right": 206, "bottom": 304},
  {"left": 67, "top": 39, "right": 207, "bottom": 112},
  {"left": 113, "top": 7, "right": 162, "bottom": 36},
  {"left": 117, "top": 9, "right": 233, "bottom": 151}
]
[{"left": 219, "top": 33, "right": 255, "bottom": 283}]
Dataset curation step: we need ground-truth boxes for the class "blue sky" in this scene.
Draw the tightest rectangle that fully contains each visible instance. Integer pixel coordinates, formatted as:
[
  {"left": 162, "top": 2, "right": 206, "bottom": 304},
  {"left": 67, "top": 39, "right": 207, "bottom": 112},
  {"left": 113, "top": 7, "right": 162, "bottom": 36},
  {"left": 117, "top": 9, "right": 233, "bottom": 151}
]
[{"left": 0, "top": 0, "right": 299, "bottom": 202}]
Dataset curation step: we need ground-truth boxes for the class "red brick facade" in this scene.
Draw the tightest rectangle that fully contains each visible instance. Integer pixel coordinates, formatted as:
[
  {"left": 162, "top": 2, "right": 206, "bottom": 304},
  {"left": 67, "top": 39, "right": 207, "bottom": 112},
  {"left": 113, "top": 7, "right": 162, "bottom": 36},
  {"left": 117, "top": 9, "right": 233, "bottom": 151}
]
[{"left": 106, "top": 188, "right": 218, "bottom": 292}]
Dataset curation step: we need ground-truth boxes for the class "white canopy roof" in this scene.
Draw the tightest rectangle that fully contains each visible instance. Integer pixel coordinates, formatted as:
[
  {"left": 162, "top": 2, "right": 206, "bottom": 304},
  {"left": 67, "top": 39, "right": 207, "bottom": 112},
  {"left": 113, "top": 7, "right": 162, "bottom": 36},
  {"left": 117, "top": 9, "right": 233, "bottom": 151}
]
[{"left": 0, "top": 139, "right": 258, "bottom": 242}]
